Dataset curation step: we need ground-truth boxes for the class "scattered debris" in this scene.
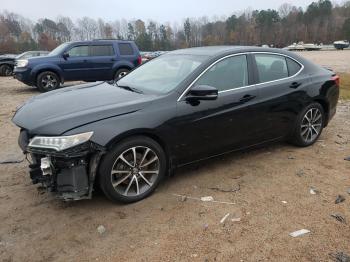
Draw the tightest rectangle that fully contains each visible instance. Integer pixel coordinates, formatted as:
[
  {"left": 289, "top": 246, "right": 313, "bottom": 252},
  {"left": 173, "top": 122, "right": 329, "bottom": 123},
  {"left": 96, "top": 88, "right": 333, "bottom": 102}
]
[
  {"left": 180, "top": 195, "right": 187, "bottom": 202},
  {"left": 201, "top": 196, "right": 214, "bottom": 202},
  {"left": 344, "top": 156, "right": 350, "bottom": 161},
  {"left": 347, "top": 188, "right": 350, "bottom": 195},
  {"left": 172, "top": 194, "right": 235, "bottom": 205},
  {"left": 190, "top": 254, "right": 198, "bottom": 258},
  {"left": 220, "top": 213, "right": 230, "bottom": 224},
  {"left": 331, "top": 214, "right": 346, "bottom": 224},
  {"left": 288, "top": 156, "right": 295, "bottom": 160},
  {"left": 329, "top": 251, "right": 350, "bottom": 262},
  {"left": 0, "top": 158, "right": 24, "bottom": 164},
  {"left": 203, "top": 224, "right": 209, "bottom": 230},
  {"left": 310, "top": 187, "right": 319, "bottom": 195},
  {"left": 335, "top": 195, "right": 345, "bottom": 204},
  {"left": 209, "top": 184, "right": 240, "bottom": 193},
  {"left": 282, "top": 201, "right": 288, "bottom": 204},
  {"left": 337, "top": 134, "right": 343, "bottom": 138},
  {"left": 296, "top": 170, "right": 305, "bottom": 177},
  {"left": 289, "top": 229, "right": 311, "bottom": 237},
  {"left": 97, "top": 225, "right": 106, "bottom": 235},
  {"left": 231, "top": 217, "right": 241, "bottom": 222}
]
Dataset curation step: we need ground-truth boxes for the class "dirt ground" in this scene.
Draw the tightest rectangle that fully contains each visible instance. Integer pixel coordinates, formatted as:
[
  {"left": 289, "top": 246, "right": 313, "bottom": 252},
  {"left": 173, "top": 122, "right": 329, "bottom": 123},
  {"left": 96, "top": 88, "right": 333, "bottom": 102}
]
[{"left": 0, "top": 51, "right": 350, "bottom": 262}]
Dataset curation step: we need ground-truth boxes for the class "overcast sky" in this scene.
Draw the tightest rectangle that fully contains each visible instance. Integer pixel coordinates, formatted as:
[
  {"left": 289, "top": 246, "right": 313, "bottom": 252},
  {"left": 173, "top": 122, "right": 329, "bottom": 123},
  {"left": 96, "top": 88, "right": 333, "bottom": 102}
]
[{"left": 0, "top": 0, "right": 342, "bottom": 23}]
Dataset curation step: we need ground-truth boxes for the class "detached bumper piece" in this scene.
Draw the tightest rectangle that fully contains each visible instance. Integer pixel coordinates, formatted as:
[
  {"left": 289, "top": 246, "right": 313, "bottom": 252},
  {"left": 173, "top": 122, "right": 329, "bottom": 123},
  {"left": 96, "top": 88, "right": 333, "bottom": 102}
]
[{"left": 26, "top": 142, "right": 104, "bottom": 201}]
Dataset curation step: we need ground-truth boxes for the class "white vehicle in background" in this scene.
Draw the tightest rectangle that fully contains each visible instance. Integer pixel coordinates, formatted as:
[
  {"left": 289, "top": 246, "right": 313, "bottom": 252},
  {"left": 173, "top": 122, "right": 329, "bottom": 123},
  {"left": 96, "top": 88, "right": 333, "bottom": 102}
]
[{"left": 334, "top": 40, "right": 350, "bottom": 50}]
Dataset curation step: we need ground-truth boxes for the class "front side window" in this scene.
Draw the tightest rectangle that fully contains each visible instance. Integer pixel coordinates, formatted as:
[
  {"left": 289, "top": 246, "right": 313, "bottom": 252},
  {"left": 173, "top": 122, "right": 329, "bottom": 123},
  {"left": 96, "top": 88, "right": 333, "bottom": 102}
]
[
  {"left": 254, "top": 54, "right": 288, "bottom": 83},
  {"left": 68, "top": 45, "right": 89, "bottom": 57},
  {"left": 90, "top": 45, "right": 114, "bottom": 56},
  {"left": 118, "top": 43, "right": 134, "bottom": 55},
  {"left": 195, "top": 55, "right": 248, "bottom": 92}
]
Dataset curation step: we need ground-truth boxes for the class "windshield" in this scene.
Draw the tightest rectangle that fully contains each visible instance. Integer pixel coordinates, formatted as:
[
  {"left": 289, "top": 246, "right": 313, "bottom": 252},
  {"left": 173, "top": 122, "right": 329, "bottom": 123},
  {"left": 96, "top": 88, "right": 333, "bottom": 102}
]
[
  {"left": 16, "top": 52, "right": 30, "bottom": 59},
  {"left": 49, "top": 43, "right": 70, "bottom": 56},
  {"left": 117, "top": 54, "right": 207, "bottom": 94}
]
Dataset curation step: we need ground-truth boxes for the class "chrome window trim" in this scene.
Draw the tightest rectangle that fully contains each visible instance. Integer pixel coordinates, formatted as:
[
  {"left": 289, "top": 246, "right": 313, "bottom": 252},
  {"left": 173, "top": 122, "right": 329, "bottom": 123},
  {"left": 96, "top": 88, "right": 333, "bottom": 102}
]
[{"left": 177, "top": 51, "right": 304, "bottom": 101}]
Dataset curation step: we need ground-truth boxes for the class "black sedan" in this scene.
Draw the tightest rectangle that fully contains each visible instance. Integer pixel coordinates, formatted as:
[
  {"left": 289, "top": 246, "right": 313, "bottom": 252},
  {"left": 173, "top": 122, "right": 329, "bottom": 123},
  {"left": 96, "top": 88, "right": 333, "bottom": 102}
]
[{"left": 12, "top": 46, "right": 339, "bottom": 203}]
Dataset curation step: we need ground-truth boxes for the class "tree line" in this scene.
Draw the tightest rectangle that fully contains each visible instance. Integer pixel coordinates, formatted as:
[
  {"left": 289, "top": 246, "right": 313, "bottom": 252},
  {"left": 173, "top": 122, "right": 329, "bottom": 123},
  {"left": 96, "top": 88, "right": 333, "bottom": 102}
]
[{"left": 1, "top": 0, "right": 350, "bottom": 54}]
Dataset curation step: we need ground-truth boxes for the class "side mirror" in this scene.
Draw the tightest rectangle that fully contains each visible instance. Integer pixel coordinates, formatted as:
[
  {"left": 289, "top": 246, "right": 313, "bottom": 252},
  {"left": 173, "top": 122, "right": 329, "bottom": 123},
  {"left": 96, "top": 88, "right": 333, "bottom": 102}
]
[
  {"left": 186, "top": 85, "right": 218, "bottom": 101},
  {"left": 62, "top": 52, "right": 69, "bottom": 59}
]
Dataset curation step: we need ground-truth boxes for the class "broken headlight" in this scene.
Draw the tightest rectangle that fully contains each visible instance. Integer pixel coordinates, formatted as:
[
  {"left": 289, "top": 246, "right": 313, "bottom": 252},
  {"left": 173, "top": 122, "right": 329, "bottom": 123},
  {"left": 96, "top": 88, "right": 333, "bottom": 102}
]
[
  {"left": 28, "top": 132, "right": 93, "bottom": 151},
  {"left": 16, "top": 59, "right": 28, "bottom": 68}
]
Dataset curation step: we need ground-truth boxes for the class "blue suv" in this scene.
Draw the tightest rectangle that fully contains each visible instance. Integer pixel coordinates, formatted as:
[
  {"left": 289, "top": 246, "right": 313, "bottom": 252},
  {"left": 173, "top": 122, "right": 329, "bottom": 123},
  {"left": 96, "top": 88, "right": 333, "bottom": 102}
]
[{"left": 14, "top": 40, "right": 141, "bottom": 92}]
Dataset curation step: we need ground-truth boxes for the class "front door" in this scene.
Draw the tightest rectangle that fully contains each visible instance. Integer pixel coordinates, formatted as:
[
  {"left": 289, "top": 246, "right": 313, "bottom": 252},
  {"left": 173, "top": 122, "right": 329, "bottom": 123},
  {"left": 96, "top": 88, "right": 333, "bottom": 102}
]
[{"left": 172, "top": 54, "right": 261, "bottom": 164}]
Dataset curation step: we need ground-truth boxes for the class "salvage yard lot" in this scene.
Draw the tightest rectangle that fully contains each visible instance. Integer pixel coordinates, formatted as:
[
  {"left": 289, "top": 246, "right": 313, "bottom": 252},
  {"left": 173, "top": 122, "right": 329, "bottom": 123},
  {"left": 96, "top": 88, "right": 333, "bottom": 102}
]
[{"left": 0, "top": 51, "right": 350, "bottom": 261}]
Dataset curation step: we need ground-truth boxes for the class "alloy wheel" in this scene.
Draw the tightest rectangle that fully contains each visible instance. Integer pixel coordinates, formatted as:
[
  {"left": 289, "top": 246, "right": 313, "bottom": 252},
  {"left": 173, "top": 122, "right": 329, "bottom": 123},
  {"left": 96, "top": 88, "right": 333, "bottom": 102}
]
[
  {"left": 300, "top": 108, "right": 323, "bottom": 143},
  {"left": 110, "top": 146, "right": 160, "bottom": 197},
  {"left": 41, "top": 74, "right": 58, "bottom": 89}
]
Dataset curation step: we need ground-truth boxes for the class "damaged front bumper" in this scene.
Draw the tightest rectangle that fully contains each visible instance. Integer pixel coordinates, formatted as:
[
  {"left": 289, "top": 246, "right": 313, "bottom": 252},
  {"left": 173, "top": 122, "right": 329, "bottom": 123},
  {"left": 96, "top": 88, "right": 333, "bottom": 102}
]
[{"left": 19, "top": 130, "right": 105, "bottom": 201}]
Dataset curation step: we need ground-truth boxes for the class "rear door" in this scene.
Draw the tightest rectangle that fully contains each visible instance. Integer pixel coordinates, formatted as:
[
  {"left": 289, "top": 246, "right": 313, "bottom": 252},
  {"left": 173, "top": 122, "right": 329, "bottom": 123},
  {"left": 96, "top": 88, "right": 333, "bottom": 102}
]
[
  {"left": 174, "top": 54, "right": 262, "bottom": 164},
  {"left": 59, "top": 45, "right": 91, "bottom": 81},
  {"left": 252, "top": 53, "right": 306, "bottom": 139},
  {"left": 88, "top": 44, "right": 116, "bottom": 80}
]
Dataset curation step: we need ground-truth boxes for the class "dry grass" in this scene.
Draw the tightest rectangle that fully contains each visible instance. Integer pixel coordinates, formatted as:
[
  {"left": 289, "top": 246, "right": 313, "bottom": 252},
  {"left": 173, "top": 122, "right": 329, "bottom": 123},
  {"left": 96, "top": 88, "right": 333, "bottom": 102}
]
[{"left": 339, "top": 73, "right": 350, "bottom": 100}]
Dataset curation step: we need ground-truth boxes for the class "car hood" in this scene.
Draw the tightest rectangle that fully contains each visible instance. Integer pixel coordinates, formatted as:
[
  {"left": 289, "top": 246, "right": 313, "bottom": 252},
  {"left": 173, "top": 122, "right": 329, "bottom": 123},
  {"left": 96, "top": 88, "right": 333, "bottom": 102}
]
[{"left": 12, "top": 82, "right": 158, "bottom": 135}]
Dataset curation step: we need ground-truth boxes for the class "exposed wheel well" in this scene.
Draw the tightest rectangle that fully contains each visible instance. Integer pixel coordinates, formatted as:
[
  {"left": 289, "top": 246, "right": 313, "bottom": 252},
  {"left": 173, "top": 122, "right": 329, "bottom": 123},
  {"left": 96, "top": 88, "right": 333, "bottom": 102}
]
[{"left": 314, "top": 99, "right": 329, "bottom": 126}]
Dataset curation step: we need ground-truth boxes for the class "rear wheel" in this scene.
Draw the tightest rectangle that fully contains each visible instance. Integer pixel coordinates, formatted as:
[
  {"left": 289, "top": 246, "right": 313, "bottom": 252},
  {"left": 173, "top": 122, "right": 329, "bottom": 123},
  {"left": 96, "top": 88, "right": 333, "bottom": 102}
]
[
  {"left": 0, "top": 64, "right": 13, "bottom": 76},
  {"left": 114, "top": 68, "right": 130, "bottom": 81},
  {"left": 98, "top": 136, "right": 167, "bottom": 203},
  {"left": 36, "top": 71, "right": 60, "bottom": 92},
  {"left": 289, "top": 103, "right": 324, "bottom": 147}
]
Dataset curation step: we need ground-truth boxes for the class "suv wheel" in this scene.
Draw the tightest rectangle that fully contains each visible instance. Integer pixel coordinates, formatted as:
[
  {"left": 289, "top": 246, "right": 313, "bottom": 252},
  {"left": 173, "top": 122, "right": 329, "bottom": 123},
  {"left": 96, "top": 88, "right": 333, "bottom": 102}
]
[
  {"left": 0, "top": 64, "right": 13, "bottom": 76},
  {"left": 114, "top": 68, "right": 130, "bottom": 81},
  {"left": 98, "top": 136, "right": 167, "bottom": 203},
  {"left": 36, "top": 71, "right": 60, "bottom": 92},
  {"left": 289, "top": 103, "right": 324, "bottom": 147}
]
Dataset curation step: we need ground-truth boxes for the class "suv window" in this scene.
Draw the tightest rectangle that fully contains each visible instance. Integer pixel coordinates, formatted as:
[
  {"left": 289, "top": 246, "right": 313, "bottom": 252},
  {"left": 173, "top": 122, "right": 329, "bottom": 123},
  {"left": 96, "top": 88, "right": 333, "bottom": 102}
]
[
  {"left": 90, "top": 45, "right": 114, "bottom": 56},
  {"left": 286, "top": 57, "right": 302, "bottom": 76},
  {"left": 255, "top": 54, "right": 288, "bottom": 83},
  {"left": 118, "top": 43, "right": 134, "bottom": 55},
  {"left": 68, "top": 45, "right": 89, "bottom": 57},
  {"left": 195, "top": 55, "right": 248, "bottom": 92}
]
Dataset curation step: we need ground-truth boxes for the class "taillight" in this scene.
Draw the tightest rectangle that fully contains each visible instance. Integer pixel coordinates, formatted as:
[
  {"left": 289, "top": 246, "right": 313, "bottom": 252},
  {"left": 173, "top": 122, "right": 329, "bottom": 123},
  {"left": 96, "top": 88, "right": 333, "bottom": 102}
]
[
  {"left": 332, "top": 75, "right": 340, "bottom": 87},
  {"left": 137, "top": 55, "right": 142, "bottom": 65}
]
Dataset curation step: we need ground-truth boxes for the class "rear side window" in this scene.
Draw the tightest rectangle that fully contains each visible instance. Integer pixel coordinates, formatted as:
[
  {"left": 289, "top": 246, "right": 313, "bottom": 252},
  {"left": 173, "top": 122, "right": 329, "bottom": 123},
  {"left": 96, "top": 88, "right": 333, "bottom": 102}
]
[
  {"left": 68, "top": 45, "right": 89, "bottom": 57},
  {"left": 90, "top": 45, "right": 114, "bottom": 56},
  {"left": 286, "top": 58, "right": 302, "bottom": 76},
  {"left": 118, "top": 43, "right": 134, "bottom": 55},
  {"left": 196, "top": 55, "right": 248, "bottom": 92},
  {"left": 254, "top": 54, "right": 288, "bottom": 83}
]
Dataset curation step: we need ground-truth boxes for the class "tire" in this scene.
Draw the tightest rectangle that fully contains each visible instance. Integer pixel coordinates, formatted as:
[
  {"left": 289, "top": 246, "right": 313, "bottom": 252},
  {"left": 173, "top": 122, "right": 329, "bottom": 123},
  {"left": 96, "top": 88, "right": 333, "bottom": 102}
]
[
  {"left": 114, "top": 68, "right": 130, "bottom": 81},
  {"left": 289, "top": 102, "right": 325, "bottom": 147},
  {"left": 36, "top": 71, "right": 60, "bottom": 92},
  {"left": 0, "top": 64, "right": 13, "bottom": 76},
  {"left": 98, "top": 136, "right": 167, "bottom": 203}
]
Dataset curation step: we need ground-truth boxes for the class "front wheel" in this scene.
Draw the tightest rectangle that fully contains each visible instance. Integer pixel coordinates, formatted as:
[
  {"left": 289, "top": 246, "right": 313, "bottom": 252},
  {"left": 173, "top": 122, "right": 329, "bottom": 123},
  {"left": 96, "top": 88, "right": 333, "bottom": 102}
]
[
  {"left": 0, "top": 64, "right": 13, "bottom": 76},
  {"left": 36, "top": 71, "right": 60, "bottom": 92},
  {"left": 98, "top": 136, "right": 167, "bottom": 203},
  {"left": 289, "top": 103, "right": 325, "bottom": 147}
]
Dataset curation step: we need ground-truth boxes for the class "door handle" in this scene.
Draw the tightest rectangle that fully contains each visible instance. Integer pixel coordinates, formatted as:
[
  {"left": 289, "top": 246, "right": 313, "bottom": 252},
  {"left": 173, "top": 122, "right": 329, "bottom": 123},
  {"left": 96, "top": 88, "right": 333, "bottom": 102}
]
[
  {"left": 239, "top": 94, "right": 256, "bottom": 103},
  {"left": 290, "top": 82, "right": 301, "bottom": 89}
]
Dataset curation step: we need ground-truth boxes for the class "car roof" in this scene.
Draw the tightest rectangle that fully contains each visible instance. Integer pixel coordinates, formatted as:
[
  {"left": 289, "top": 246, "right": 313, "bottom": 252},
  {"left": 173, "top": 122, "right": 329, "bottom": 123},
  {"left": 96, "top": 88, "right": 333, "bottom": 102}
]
[
  {"left": 169, "top": 46, "right": 298, "bottom": 58},
  {"left": 67, "top": 39, "right": 135, "bottom": 45}
]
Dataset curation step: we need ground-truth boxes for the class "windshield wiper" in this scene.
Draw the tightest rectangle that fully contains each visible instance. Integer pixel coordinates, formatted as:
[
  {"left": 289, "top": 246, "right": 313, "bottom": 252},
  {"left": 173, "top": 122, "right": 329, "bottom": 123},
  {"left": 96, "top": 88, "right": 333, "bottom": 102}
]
[{"left": 116, "top": 84, "right": 143, "bottom": 94}]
